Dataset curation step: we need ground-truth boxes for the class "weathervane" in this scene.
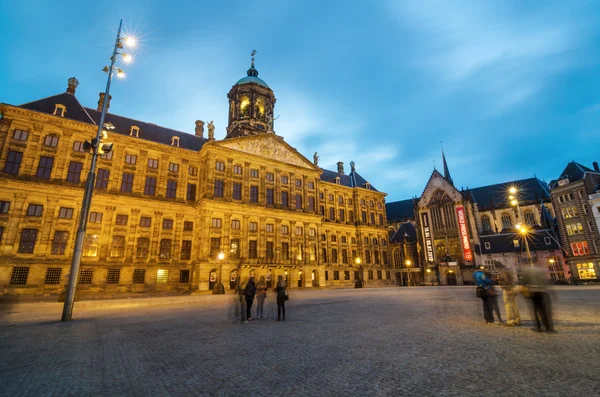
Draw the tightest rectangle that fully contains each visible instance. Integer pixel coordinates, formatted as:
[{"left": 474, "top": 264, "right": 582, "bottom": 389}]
[{"left": 251, "top": 49, "right": 257, "bottom": 66}]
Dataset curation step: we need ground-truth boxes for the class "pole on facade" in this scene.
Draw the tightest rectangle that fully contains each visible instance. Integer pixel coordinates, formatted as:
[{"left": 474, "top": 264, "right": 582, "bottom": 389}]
[{"left": 61, "top": 20, "right": 126, "bottom": 321}]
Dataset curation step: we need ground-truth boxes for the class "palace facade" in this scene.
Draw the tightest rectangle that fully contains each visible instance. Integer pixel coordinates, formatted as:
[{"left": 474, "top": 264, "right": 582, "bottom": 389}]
[{"left": 0, "top": 61, "right": 392, "bottom": 297}]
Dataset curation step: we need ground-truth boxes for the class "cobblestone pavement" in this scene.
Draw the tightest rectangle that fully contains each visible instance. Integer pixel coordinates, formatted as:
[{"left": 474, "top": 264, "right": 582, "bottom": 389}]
[{"left": 1, "top": 286, "right": 599, "bottom": 397}]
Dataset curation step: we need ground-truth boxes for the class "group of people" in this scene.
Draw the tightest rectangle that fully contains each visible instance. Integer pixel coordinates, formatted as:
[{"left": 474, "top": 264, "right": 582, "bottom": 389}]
[
  {"left": 474, "top": 266, "right": 554, "bottom": 333},
  {"left": 240, "top": 275, "right": 288, "bottom": 323}
]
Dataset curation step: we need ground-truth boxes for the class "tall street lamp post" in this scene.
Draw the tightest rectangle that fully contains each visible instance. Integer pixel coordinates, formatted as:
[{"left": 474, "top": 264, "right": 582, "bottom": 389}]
[
  {"left": 213, "top": 252, "right": 225, "bottom": 294},
  {"left": 406, "top": 259, "right": 413, "bottom": 286},
  {"left": 61, "top": 20, "right": 135, "bottom": 321},
  {"left": 354, "top": 257, "right": 363, "bottom": 288},
  {"left": 508, "top": 186, "right": 533, "bottom": 268}
]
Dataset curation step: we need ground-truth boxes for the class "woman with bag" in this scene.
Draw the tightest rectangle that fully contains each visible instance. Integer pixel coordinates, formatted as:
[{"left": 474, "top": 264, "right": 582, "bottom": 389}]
[
  {"left": 275, "top": 275, "right": 287, "bottom": 321},
  {"left": 473, "top": 269, "right": 494, "bottom": 324},
  {"left": 243, "top": 276, "right": 256, "bottom": 323}
]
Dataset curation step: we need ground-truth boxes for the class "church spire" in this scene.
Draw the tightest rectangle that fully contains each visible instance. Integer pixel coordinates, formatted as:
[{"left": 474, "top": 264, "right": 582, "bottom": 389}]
[{"left": 441, "top": 143, "right": 454, "bottom": 186}]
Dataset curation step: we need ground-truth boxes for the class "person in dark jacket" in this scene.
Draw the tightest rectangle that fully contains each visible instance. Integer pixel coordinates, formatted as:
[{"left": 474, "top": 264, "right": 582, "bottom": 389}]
[
  {"left": 275, "top": 275, "right": 287, "bottom": 321},
  {"left": 473, "top": 269, "right": 494, "bottom": 324},
  {"left": 243, "top": 277, "right": 256, "bottom": 323}
]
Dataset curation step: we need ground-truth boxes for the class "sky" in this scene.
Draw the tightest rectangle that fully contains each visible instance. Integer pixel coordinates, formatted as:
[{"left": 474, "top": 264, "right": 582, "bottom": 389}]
[{"left": 1, "top": 0, "right": 599, "bottom": 202}]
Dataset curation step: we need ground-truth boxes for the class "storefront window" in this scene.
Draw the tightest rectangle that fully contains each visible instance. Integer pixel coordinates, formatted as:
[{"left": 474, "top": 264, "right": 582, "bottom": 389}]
[{"left": 576, "top": 263, "right": 596, "bottom": 279}]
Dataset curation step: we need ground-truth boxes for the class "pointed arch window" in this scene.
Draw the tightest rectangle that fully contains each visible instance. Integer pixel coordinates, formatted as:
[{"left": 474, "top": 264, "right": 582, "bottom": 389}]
[
  {"left": 481, "top": 215, "right": 492, "bottom": 231},
  {"left": 501, "top": 213, "right": 513, "bottom": 229},
  {"left": 523, "top": 210, "right": 535, "bottom": 226}
]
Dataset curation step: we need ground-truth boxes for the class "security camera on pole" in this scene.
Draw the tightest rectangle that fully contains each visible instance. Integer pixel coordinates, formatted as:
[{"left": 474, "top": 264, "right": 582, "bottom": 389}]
[{"left": 61, "top": 20, "right": 135, "bottom": 321}]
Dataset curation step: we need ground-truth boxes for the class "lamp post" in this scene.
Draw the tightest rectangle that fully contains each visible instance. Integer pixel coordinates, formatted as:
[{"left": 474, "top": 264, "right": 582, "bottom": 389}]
[
  {"left": 61, "top": 20, "right": 134, "bottom": 321},
  {"left": 508, "top": 186, "right": 534, "bottom": 268},
  {"left": 426, "top": 268, "right": 432, "bottom": 286},
  {"left": 406, "top": 259, "right": 413, "bottom": 286},
  {"left": 213, "top": 251, "right": 226, "bottom": 294},
  {"left": 354, "top": 257, "right": 363, "bottom": 288}
]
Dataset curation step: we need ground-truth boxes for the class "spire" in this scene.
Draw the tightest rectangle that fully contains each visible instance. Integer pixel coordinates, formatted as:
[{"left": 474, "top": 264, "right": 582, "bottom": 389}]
[
  {"left": 247, "top": 49, "right": 259, "bottom": 77},
  {"left": 441, "top": 143, "right": 454, "bottom": 186}
]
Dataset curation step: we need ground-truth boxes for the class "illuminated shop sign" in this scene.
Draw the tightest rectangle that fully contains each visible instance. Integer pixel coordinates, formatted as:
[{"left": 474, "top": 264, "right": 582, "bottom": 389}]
[
  {"left": 421, "top": 212, "right": 435, "bottom": 263},
  {"left": 456, "top": 206, "right": 473, "bottom": 262}
]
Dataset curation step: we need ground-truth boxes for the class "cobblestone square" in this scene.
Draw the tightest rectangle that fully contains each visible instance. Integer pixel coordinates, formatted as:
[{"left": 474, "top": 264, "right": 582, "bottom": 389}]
[{"left": 1, "top": 286, "right": 599, "bottom": 396}]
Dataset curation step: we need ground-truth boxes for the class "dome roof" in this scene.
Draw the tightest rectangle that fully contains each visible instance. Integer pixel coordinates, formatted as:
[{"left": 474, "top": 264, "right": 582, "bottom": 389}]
[{"left": 235, "top": 64, "right": 270, "bottom": 88}]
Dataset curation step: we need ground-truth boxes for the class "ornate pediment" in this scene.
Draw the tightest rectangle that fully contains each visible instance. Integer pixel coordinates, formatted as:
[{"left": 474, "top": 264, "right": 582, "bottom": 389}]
[
  {"left": 418, "top": 171, "right": 462, "bottom": 208},
  {"left": 213, "top": 134, "right": 317, "bottom": 170}
]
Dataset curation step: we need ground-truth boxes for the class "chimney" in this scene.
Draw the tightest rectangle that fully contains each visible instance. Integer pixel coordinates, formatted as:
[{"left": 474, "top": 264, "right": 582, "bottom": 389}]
[
  {"left": 337, "top": 161, "right": 344, "bottom": 174},
  {"left": 97, "top": 92, "right": 112, "bottom": 112},
  {"left": 195, "top": 120, "right": 205, "bottom": 138},
  {"left": 66, "top": 77, "right": 79, "bottom": 95},
  {"left": 593, "top": 162, "right": 599, "bottom": 172}
]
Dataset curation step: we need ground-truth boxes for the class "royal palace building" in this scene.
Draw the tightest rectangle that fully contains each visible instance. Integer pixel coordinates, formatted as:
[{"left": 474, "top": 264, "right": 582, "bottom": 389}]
[{"left": 0, "top": 61, "right": 392, "bottom": 297}]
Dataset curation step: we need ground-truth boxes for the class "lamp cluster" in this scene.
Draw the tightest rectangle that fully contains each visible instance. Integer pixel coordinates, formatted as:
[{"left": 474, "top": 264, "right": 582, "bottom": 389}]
[
  {"left": 102, "top": 34, "right": 135, "bottom": 78},
  {"left": 83, "top": 123, "right": 114, "bottom": 155}
]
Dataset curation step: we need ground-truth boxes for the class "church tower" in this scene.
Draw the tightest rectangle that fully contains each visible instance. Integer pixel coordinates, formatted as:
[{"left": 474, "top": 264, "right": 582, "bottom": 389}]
[{"left": 226, "top": 51, "right": 276, "bottom": 139}]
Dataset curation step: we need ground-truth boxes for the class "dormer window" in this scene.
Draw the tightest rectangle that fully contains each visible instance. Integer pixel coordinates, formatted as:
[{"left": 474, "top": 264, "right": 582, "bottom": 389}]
[
  {"left": 364, "top": 183, "right": 371, "bottom": 190},
  {"left": 171, "top": 136, "right": 180, "bottom": 147},
  {"left": 53, "top": 104, "right": 66, "bottom": 117},
  {"left": 130, "top": 126, "right": 140, "bottom": 138},
  {"left": 335, "top": 177, "right": 340, "bottom": 184}
]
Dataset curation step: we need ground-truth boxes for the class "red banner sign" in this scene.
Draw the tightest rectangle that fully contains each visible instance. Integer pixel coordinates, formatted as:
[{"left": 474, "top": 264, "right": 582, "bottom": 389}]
[
  {"left": 421, "top": 212, "right": 435, "bottom": 263},
  {"left": 456, "top": 206, "right": 473, "bottom": 262}
]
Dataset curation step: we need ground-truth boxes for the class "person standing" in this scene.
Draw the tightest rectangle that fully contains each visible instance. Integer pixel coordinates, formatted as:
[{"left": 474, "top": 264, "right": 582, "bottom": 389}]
[
  {"left": 256, "top": 276, "right": 268, "bottom": 319},
  {"left": 275, "top": 275, "right": 287, "bottom": 321},
  {"left": 243, "top": 276, "right": 256, "bottom": 323},
  {"left": 522, "top": 266, "right": 554, "bottom": 332},
  {"left": 473, "top": 269, "right": 493, "bottom": 324},
  {"left": 499, "top": 268, "right": 521, "bottom": 326},
  {"left": 488, "top": 275, "right": 504, "bottom": 325}
]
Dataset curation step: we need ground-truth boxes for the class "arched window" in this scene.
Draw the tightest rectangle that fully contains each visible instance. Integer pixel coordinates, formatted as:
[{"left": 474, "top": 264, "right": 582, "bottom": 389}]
[
  {"left": 393, "top": 250, "right": 401, "bottom": 268},
  {"left": 523, "top": 210, "right": 535, "bottom": 226},
  {"left": 501, "top": 213, "right": 512, "bottom": 229},
  {"left": 255, "top": 97, "right": 265, "bottom": 119},
  {"left": 481, "top": 215, "right": 492, "bottom": 231},
  {"left": 240, "top": 96, "right": 250, "bottom": 118}
]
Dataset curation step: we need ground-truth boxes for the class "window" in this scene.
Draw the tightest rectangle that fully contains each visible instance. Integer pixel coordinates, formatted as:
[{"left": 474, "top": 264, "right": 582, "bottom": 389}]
[
  {"left": 282, "top": 225, "right": 289, "bottom": 234},
  {"left": 523, "top": 210, "right": 535, "bottom": 226},
  {"left": 27, "top": 204, "right": 43, "bottom": 217},
  {"left": 341, "top": 236, "right": 347, "bottom": 243},
  {"left": 214, "top": 180, "right": 224, "bottom": 197},
  {"left": 0, "top": 201, "right": 9, "bottom": 214},
  {"left": 144, "top": 176, "right": 156, "bottom": 195},
  {"left": 4, "top": 150, "right": 23, "bottom": 175},
  {"left": 215, "top": 161, "right": 225, "bottom": 171},
  {"left": 148, "top": 158, "right": 158, "bottom": 169},
  {"left": 166, "top": 180, "right": 178, "bottom": 199},
  {"left": 266, "top": 189, "right": 274, "bottom": 205},
  {"left": 365, "top": 250, "right": 371, "bottom": 264},
  {"left": 249, "top": 222, "right": 258, "bottom": 232},
  {"left": 266, "top": 224, "right": 274, "bottom": 233},
  {"left": 231, "top": 219, "right": 241, "bottom": 230},
  {"left": 296, "top": 226, "right": 303, "bottom": 235},
  {"left": 187, "top": 183, "right": 197, "bottom": 201},
  {"left": 73, "top": 141, "right": 85, "bottom": 152},
  {"left": 18, "top": 229, "right": 37, "bottom": 253},
  {"left": 377, "top": 270, "right": 382, "bottom": 279},
  {"left": 308, "top": 197, "right": 315, "bottom": 211},
  {"left": 501, "top": 213, "right": 512, "bottom": 229},
  {"left": 212, "top": 218, "right": 222, "bottom": 228},
  {"left": 329, "top": 194, "right": 334, "bottom": 202},
  {"left": 51, "top": 231, "right": 69, "bottom": 254},
  {"left": 571, "top": 241, "right": 589, "bottom": 256},
  {"left": 55, "top": 207, "right": 73, "bottom": 220},
  {"left": 169, "top": 162, "right": 179, "bottom": 172},
  {"left": 133, "top": 269, "right": 146, "bottom": 283},
  {"left": 180, "top": 270, "right": 190, "bottom": 283},
  {"left": 171, "top": 136, "right": 179, "bottom": 146},
  {"left": 100, "top": 151, "right": 113, "bottom": 160},
  {"left": 295, "top": 194, "right": 302, "bottom": 209},
  {"left": 10, "top": 267, "right": 29, "bottom": 284},
  {"left": 159, "top": 239, "right": 172, "bottom": 259},
  {"left": 45, "top": 268, "right": 62, "bottom": 285},
  {"left": 296, "top": 244, "right": 303, "bottom": 261},
  {"left": 310, "top": 245, "right": 317, "bottom": 261},
  {"left": 250, "top": 169, "right": 259, "bottom": 178},
  {"left": 295, "top": 179, "right": 302, "bottom": 187},
  {"left": 184, "top": 221, "right": 194, "bottom": 231},
  {"left": 379, "top": 214, "right": 384, "bottom": 225},
  {"left": 249, "top": 240, "right": 258, "bottom": 259},
  {"left": 370, "top": 213, "right": 375, "bottom": 225},
  {"left": 332, "top": 249, "right": 338, "bottom": 263},
  {"left": 322, "top": 248, "right": 328, "bottom": 262},
  {"left": 331, "top": 235, "right": 337, "bottom": 243},
  {"left": 566, "top": 223, "right": 584, "bottom": 236},
  {"left": 513, "top": 240, "right": 520, "bottom": 248},
  {"left": 115, "top": 214, "right": 128, "bottom": 225},
  {"left": 233, "top": 165, "right": 242, "bottom": 174},
  {"left": 188, "top": 166, "right": 198, "bottom": 176},
  {"left": 181, "top": 240, "right": 192, "bottom": 260},
  {"left": 329, "top": 207, "right": 335, "bottom": 221},
  {"left": 78, "top": 269, "right": 94, "bottom": 284},
  {"left": 106, "top": 269, "right": 121, "bottom": 284},
  {"left": 362, "top": 211, "right": 367, "bottom": 223},
  {"left": 13, "top": 129, "right": 29, "bottom": 141},
  {"left": 163, "top": 219, "right": 173, "bottom": 229},
  {"left": 342, "top": 249, "right": 348, "bottom": 264},
  {"left": 137, "top": 237, "right": 149, "bottom": 258},
  {"left": 360, "top": 199, "right": 365, "bottom": 206},
  {"left": 110, "top": 236, "right": 125, "bottom": 257},
  {"left": 83, "top": 235, "right": 99, "bottom": 257},
  {"left": 352, "top": 237, "right": 356, "bottom": 244},
  {"left": 54, "top": 104, "right": 65, "bottom": 117},
  {"left": 344, "top": 271, "right": 350, "bottom": 280},
  {"left": 484, "top": 242, "right": 491, "bottom": 249},
  {"left": 156, "top": 269, "right": 169, "bottom": 283},
  {"left": 266, "top": 241, "right": 274, "bottom": 260},
  {"left": 44, "top": 135, "right": 59, "bottom": 147},
  {"left": 368, "top": 270, "right": 374, "bottom": 280},
  {"left": 250, "top": 186, "right": 259, "bottom": 203},
  {"left": 308, "top": 181, "right": 315, "bottom": 189},
  {"left": 576, "top": 262, "right": 597, "bottom": 279},
  {"left": 349, "top": 211, "right": 355, "bottom": 223},
  {"left": 481, "top": 215, "right": 492, "bottom": 231},
  {"left": 230, "top": 239, "right": 240, "bottom": 259},
  {"left": 140, "top": 217, "right": 152, "bottom": 227},
  {"left": 266, "top": 172, "right": 274, "bottom": 182},
  {"left": 121, "top": 172, "right": 134, "bottom": 192},
  {"left": 125, "top": 154, "right": 137, "bottom": 164},
  {"left": 281, "top": 176, "right": 289, "bottom": 184},
  {"left": 309, "top": 228, "right": 316, "bottom": 237},
  {"left": 66, "top": 161, "right": 83, "bottom": 183},
  {"left": 89, "top": 212, "right": 103, "bottom": 223},
  {"left": 544, "top": 237, "right": 551, "bottom": 245},
  {"left": 232, "top": 183, "right": 242, "bottom": 200},
  {"left": 333, "top": 270, "right": 339, "bottom": 280},
  {"left": 561, "top": 207, "right": 578, "bottom": 219},
  {"left": 282, "top": 243, "right": 289, "bottom": 260},
  {"left": 339, "top": 209, "right": 345, "bottom": 222},
  {"left": 96, "top": 168, "right": 110, "bottom": 189},
  {"left": 374, "top": 250, "right": 380, "bottom": 264},
  {"left": 320, "top": 206, "right": 325, "bottom": 216}
]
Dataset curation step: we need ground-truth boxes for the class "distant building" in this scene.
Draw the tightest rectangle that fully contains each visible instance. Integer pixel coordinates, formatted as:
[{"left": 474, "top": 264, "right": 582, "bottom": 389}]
[
  {"left": 549, "top": 161, "right": 600, "bottom": 281},
  {"left": 386, "top": 151, "right": 566, "bottom": 285}
]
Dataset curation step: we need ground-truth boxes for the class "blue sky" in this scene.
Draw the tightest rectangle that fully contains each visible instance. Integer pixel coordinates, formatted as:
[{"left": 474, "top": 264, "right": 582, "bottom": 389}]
[{"left": 1, "top": 0, "right": 599, "bottom": 201}]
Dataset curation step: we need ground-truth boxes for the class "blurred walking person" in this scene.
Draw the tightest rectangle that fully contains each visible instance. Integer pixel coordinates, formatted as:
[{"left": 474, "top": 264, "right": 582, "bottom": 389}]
[
  {"left": 256, "top": 276, "right": 268, "bottom": 319},
  {"left": 522, "top": 266, "right": 554, "bottom": 332},
  {"left": 276, "top": 275, "right": 287, "bottom": 321},
  {"left": 243, "top": 276, "right": 256, "bottom": 323},
  {"left": 489, "top": 281, "right": 504, "bottom": 325},
  {"left": 499, "top": 268, "right": 521, "bottom": 326},
  {"left": 473, "top": 269, "right": 494, "bottom": 324}
]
